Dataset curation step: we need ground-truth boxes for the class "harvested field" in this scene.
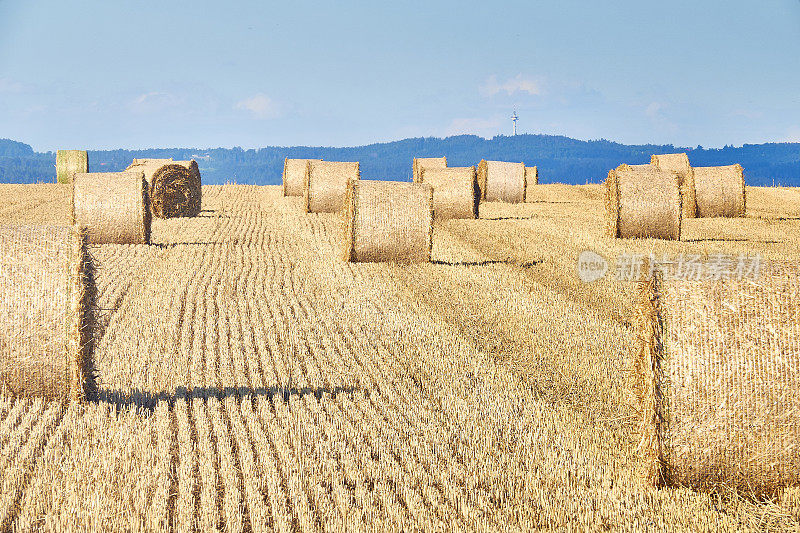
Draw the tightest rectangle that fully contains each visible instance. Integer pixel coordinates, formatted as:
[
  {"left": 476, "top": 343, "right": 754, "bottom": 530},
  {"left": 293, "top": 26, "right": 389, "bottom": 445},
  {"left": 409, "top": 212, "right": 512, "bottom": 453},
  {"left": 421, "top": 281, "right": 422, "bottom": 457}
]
[{"left": 0, "top": 182, "right": 799, "bottom": 530}]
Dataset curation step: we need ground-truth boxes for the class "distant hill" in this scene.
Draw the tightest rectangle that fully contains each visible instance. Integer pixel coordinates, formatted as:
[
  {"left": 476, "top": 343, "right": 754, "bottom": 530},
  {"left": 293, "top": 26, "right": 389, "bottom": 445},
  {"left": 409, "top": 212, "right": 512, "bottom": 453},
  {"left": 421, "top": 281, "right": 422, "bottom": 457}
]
[{"left": 1, "top": 135, "right": 799, "bottom": 187}]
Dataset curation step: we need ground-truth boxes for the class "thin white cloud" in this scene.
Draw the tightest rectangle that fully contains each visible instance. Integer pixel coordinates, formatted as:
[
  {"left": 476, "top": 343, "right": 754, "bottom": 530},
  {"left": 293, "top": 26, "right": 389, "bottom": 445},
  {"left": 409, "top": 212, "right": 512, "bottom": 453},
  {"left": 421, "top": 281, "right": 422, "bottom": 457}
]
[
  {"left": 785, "top": 126, "right": 800, "bottom": 143},
  {"left": 481, "top": 74, "right": 541, "bottom": 97},
  {"left": 446, "top": 117, "right": 502, "bottom": 137},
  {"left": 130, "top": 91, "right": 183, "bottom": 112},
  {"left": 0, "top": 78, "right": 24, "bottom": 93},
  {"left": 235, "top": 93, "right": 281, "bottom": 119},
  {"left": 645, "top": 102, "right": 663, "bottom": 118}
]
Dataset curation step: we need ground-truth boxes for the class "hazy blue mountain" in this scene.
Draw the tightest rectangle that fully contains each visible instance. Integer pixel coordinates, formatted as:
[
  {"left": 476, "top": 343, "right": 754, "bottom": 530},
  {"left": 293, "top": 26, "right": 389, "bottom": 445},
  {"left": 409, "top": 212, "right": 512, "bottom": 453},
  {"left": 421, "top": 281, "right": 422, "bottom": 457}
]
[{"left": 1, "top": 135, "right": 798, "bottom": 186}]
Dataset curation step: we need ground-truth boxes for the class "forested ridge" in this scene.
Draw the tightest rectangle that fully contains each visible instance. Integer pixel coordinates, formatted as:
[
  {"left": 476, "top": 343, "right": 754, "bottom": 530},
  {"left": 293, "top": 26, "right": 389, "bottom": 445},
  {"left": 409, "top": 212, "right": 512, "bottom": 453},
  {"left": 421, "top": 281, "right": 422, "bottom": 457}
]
[{"left": 2, "top": 134, "right": 798, "bottom": 186}]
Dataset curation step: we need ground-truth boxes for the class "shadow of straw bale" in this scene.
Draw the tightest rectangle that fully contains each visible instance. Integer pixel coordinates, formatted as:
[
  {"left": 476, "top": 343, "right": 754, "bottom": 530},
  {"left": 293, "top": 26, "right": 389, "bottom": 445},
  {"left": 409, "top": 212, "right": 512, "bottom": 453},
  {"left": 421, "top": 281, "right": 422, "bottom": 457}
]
[
  {"left": 95, "top": 385, "right": 361, "bottom": 415},
  {"left": 431, "top": 259, "right": 542, "bottom": 267},
  {"left": 151, "top": 242, "right": 220, "bottom": 248},
  {"left": 684, "top": 238, "right": 779, "bottom": 243},
  {"left": 479, "top": 216, "right": 540, "bottom": 220}
]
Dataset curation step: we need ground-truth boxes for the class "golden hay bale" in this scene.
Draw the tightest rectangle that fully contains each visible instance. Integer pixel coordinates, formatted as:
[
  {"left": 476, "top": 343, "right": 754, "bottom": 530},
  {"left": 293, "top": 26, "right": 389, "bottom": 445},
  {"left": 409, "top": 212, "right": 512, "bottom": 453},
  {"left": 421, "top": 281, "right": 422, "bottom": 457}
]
[
  {"left": 651, "top": 153, "right": 696, "bottom": 219},
  {"left": 636, "top": 261, "right": 800, "bottom": 497},
  {"left": 304, "top": 160, "right": 360, "bottom": 213},
  {"left": 72, "top": 172, "right": 151, "bottom": 244},
  {"left": 0, "top": 225, "right": 96, "bottom": 401},
  {"left": 412, "top": 156, "right": 447, "bottom": 183},
  {"left": 477, "top": 160, "right": 526, "bottom": 203},
  {"left": 125, "top": 159, "right": 202, "bottom": 218},
  {"left": 343, "top": 180, "right": 433, "bottom": 263},
  {"left": 419, "top": 166, "right": 478, "bottom": 220},
  {"left": 524, "top": 166, "right": 538, "bottom": 202},
  {"left": 605, "top": 166, "right": 681, "bottom": 240},
  {"left": 283, "top": 158, "right": 322, "bottom": 196},
  {"left": 56, "top": 150, "right": 88, "bottom": 184},
  {"left": 692, "top": 164, "right": 746, "bottom": 218},
  {"left": 616, "top": 163, "right": 653, "bottom": 171}
]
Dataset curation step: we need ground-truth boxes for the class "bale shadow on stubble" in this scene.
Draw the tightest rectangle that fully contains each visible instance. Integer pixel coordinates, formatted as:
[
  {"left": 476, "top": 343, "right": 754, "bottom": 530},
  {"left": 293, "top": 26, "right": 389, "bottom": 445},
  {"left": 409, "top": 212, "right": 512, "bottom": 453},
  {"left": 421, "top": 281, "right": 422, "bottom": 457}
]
[
  {"left": 431, "top": 259, "right": 542, "bottom": 267},
  {"left": 479, "top": 216, "right": 539, "bottom": 221},
  {"left": 95, "top": 385, "right": 362, "bottom": 416},
  {"left": 151, "top": 242, "right": 220, "bottom": 248},
  {"left": 684, "top": 238, "right": 780, "bottom": 244}
]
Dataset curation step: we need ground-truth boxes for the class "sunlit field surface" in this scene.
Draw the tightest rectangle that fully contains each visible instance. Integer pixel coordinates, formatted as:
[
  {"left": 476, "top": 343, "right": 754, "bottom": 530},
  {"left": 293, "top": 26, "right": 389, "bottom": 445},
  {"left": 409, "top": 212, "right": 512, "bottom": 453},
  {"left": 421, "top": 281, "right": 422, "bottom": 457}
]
[{"left": 0, "top": 183, "right": 799, "bottom": 531}]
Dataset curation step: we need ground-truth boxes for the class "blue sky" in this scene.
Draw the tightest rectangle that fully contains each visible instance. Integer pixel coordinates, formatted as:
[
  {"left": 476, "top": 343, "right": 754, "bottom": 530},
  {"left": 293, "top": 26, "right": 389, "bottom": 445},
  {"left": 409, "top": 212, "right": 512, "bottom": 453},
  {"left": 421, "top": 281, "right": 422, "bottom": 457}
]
[{"left": 1, "top": 0, "right": 799, "bottom": 150}]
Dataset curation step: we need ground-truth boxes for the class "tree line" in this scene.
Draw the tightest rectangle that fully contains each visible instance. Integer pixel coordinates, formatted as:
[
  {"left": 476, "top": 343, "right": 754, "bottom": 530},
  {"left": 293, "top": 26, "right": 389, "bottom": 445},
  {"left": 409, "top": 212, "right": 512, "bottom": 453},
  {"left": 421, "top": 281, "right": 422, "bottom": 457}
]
[{"left": 1, "top": 135, "right": 798, "bottom": 186}]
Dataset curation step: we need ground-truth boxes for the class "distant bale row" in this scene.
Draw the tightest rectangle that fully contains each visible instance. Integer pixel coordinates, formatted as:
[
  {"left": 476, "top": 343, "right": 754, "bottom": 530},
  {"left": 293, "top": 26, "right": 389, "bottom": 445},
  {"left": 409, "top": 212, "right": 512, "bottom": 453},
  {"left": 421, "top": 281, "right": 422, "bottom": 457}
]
[
  {"left": 56, "top": 150, "right": 88, "bottom": 184},
  {"left": 605, "top": 166, "right": 681, "bottom": 240},
  {"left": 304, "top": 160, "right": 360, "bottom": 213},
  {"left": 283, "top": 158, "right": 322, "bottom": 197},
  {"left": 636, "top": 260, "right": 800, "bottom": 497},
  {"left": 412, "top": 157, "right": 447, "bottom": 183},
  {"left": 651, "top": 153, "right": 696, "bottom": 219},
  {"left": 693, "top": 164, "right": 746, "bottom": 218},
  {"left": 620, "top": 153, "right": 745, "bottom": 220},
  {"left": 126, "top": 159, "right": 202, "bottom": 218},
  {"left": 0, "top": 225, "right": 96, "bottom": 401},
  {"left": 477, "top": 160, "right": 527, "bottom": 203},
  {"left": 419, "top": 166, "right": 479, "bottom": 220}
]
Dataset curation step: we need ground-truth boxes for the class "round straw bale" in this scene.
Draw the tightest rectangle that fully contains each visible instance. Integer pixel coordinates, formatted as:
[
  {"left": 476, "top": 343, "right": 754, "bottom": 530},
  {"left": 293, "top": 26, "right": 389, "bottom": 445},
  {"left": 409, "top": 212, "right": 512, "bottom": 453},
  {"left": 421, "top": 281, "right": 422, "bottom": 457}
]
[
  {"left": 343, "top": 180, "right": 433, "bottom": 263},
  {"left": 412, "top": 156, "right": 447, "bottom": 183},
  {"left": 616, "top": 163, "right": 652, "bottom": 171},
  {"left": 651, "top": 153, "right": 696, "bottom": 218},
  {"left": 477, "top": 160, "right": 526, "bottom": 203},
  {"left": 419, "top": 166, "right": 478, "bottom": 220},
  {"left": 605, "top": 166, "right": 681, "bottom": 240},
  {"left": 56, "top": 150, "right": 88, "bottom": 184},
  {"left": 126, "top": 159, "right": 201, "bottom": 218},
  {"left": 635, "top": 261, "right": 800, "bottom": 496},
  {"left": 72, "top": 171, "right": 151, "bottom": 244},
  {"left": 304, "top": 160, "right": 360, "bottom": 213},
  {"left": 0, "top": 225, "right": 96, "bottom": 401},
  {"left": 692, "top": 164, "right": 746, "bottom": 218},
  {"left": 283, "top": 158, "right": 322, "bottom": 196}
]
